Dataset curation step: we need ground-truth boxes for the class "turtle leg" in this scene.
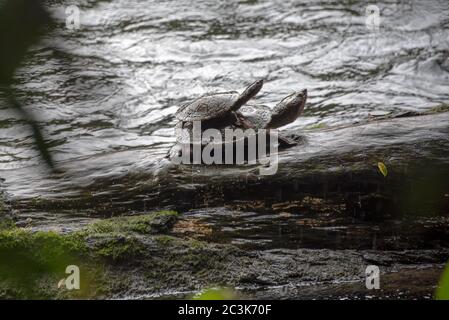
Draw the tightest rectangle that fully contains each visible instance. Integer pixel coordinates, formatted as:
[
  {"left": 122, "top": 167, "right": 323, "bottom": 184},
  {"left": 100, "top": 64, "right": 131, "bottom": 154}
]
[
  {"left": 266, "top": 129, "right": 297, "bottom": 148},
  {"left": 278, "top": 135, "right": 297, "bottom": 148},
  {"left": 234, "top": 112, "right": 255, "bottom": 129}
]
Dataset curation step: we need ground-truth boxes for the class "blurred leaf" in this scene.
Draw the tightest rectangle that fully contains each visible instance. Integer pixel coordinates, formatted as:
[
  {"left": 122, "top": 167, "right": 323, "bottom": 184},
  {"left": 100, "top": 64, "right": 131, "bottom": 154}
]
[
  {"left": 193, "top": 287, "right": 238, "bottom": 300},
  {"left": 0, "top": 0, "right": 53, "bottom": 84},
  {"left": 0, "top": 0, "right": 55, "bottom": 169},
  {"left": 8, "top": 92, "right": 54, "bottom": 168},
  {"left": 377, "top": 162, "right": 388, "bottom": 177},
  {"left": 435, "top": 261, "right": 449, "bottom": 300}
]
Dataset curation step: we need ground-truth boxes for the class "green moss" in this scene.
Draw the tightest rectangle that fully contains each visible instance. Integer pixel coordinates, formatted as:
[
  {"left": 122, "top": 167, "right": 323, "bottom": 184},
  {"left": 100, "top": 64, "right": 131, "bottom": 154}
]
[
  {"left": 0, "top": 210, "right": 239, "bottom": 299},
  {"left": 305, "top": 123, "right": 327, "bottom": 130},
  {"left": 0, "top": 198, "right": 5, "bottom": 213},
  {"left": 153, "top": 235, "right": 207, "bottom": 250},
  {"left": 86, "top": 210, "right": 178, "bottom": 235},
  {"left": 0, "top": 229, "right": 87, "bottom": 256},
  {"left": 0, "top": 211, "right": 182, "bottom": 298},
  {"left": 187, "top": 238, "right": 208, "bottom": 250},
  {"left": 154, "top": 234, "right": 178, "bottom": 245},
  {"left": 429, "top": 104, "right": 449, "bottom": 114},
  {"left": 152, "top": 235, "right": 230, "bottom": 274},
  {"left": 0, "top": 217, "right": 14, "bottom": 231},
  {"left": 0, "top": 229, "right": 95, "bottom": 299},
  {"left": 193, "top": 287, "right": 239, "bottom": 300},
  {"left": 0, "top": 197, "right": 14, "bottom": 231},
  {"left": 90, "top": 235, "right": 147, "bottom": 262}
]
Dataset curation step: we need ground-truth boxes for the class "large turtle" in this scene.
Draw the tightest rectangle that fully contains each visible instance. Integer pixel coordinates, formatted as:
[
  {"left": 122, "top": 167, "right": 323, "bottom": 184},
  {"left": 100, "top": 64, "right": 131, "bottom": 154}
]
[
  {"left": 237, "top": 89, "right": 308, "bottom": 141},
  {"left": 175, "top": 79, "right": 264, "bottom": 130}
]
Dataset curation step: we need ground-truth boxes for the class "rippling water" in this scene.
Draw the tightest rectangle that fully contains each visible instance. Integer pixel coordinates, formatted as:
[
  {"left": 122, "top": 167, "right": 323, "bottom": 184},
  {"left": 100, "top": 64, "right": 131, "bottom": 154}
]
[{"left": 1, "top": 0, "right": 449, "bottom": 201}]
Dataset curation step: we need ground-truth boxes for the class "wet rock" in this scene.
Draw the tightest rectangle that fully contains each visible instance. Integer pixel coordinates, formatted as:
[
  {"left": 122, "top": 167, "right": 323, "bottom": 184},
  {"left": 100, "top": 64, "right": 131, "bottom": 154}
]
[
  {"left": 14, "top": 217, "right": 33, "bottom": 228},
  {"left": 1, "top": 210, "right": 447, "bottom": 299}
]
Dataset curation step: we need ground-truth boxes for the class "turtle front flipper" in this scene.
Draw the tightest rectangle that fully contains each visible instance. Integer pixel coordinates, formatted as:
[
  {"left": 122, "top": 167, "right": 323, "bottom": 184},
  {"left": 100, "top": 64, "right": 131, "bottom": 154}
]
[
  {"left": 234, "top": 111, "right": 255, "bottom": 129},
  {"left": 232, "top": 79, "right": 264, "bottom": 111}
]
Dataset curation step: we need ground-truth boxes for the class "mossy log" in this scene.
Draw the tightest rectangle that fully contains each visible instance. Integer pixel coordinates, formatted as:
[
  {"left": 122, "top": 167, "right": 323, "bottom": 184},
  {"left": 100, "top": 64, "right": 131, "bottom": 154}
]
[{"left": 1, "top": 211, "right": 447, "bottom": 299}]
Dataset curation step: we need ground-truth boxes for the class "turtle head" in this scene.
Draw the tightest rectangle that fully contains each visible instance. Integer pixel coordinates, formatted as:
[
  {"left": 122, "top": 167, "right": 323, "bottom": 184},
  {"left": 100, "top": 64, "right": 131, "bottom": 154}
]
[
  {"left": 233, "top": 79, "right": 264, "bottom": 111},
  {"left": 266, "top": 89, "right": 307, "bottom": 129}
]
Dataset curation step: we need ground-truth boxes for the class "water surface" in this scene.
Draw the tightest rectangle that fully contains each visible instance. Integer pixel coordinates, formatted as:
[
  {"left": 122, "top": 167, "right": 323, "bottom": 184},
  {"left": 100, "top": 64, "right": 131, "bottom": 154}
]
[{"left": 1, "top": 0, "right": 449, "bottom": 206}]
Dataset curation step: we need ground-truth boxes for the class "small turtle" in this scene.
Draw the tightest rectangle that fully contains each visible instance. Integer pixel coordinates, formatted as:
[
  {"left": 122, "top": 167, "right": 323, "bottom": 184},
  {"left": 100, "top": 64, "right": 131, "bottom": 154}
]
[
  {"left": 198, "top": 89, "right": 307, "bottom": 147},
  {"left": 215, "top": 89, "right": 308, "bottom": 147},
  {"left": 239, "top": 89, "right": 307, "bottom": 130},
  {"left": 175, "top": 79, "right": 264, "bottom": 130}
]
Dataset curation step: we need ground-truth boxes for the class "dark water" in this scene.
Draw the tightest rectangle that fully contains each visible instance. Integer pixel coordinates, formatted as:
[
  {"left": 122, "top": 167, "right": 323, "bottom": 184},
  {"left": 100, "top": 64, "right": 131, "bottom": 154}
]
[{"left": 1, "top": 0, "right": 449, "bottom": 203}]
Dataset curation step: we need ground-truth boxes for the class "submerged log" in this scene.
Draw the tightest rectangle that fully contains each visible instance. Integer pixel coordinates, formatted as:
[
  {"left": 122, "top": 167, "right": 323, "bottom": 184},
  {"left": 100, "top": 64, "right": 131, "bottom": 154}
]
[
  {"left": 154, "top": 110, "right": 449, "bottom": 218},
  {"left": 12, "top": 110, "right": 449, "bottom": 218}
]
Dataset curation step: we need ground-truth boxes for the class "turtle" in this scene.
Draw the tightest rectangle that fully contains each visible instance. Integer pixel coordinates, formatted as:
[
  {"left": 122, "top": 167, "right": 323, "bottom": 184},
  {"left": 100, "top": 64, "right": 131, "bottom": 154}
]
[
  {"left": 205, "top": 88, "right": 308, "bottom": 147},
  {"left": 168, "top": 88, "right": 308, "bottom": 160},
  {"left": 238, "top": 89, "right": 307, "bottom": 133},
  {"left": 175, "top": 79, "right": 264, "bottom": 130}
]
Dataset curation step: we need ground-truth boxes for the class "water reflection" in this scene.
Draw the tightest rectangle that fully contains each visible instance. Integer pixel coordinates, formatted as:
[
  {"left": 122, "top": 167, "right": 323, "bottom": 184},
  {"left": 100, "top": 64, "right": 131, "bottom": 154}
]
[{"left": 1, "top": 0, "right": 448, "bottom": 202}]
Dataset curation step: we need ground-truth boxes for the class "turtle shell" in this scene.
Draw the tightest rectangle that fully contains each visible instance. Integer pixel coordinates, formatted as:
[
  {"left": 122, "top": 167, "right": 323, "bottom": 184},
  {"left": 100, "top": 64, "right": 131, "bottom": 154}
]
[
  {"left": 238, "top": 105, "right": 272, "bottom": 129},
  {"left": 174, "top": 122, "right": 212, "bottom": 145},
  {"left": 175, "top": 104, "right": 273, "bottom": 145},
  {"left": 175, "top": 91, "right": 239, "bottom": 122}
]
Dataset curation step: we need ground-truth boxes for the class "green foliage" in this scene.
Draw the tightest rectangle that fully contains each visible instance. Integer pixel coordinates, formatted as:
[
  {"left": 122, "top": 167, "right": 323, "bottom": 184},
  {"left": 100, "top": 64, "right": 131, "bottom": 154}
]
[
  {"left": 377, "top": 162, "right": 388, "bottom": 177},
  {"left": 435, "top": 262, "right": 449, "bottom": 300}
]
